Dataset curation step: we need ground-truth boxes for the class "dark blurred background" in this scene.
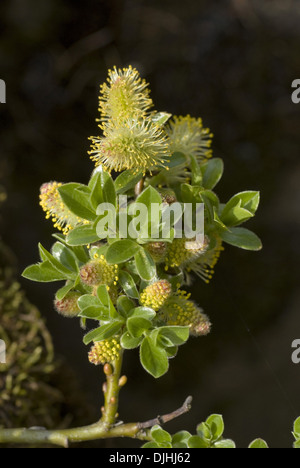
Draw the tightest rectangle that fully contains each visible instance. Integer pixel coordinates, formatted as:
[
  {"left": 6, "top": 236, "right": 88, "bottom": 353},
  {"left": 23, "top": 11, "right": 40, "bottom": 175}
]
[{"left": 0, "top": 0, "right": 300, "bottom": 448}]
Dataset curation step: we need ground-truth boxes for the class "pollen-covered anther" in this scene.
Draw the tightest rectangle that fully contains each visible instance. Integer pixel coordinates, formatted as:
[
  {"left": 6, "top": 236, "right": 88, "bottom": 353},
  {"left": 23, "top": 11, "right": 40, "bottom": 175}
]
[
  {"left": 166, "top": 115, "right": 213, "bottom": 163},
  {"left": 99, "top": 66, "right": 154, "bottom": 124},
  {"left": 39, "top": 182, "right": 88, "bottom": 234},
  {"left": 89, "top": 119, "right": 170, "bottom": 174},
  {"left": 88, "top": 339, "right": 121, "bottom": 366},
  {"left": 140, "top": 280, "right": 172, "bottom": 311},
  {"left": 54, "top": 292, "right": 81, "bottom": 318},
  {"left": 80, "top": 256, "right": 119, "bottom": 287}
]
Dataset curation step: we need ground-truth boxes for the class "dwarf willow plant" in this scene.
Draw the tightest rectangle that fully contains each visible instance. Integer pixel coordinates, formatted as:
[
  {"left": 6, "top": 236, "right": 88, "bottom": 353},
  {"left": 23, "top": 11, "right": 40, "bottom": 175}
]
[{"left": 0, "top": 66, "right": 265, "bottom": 447}]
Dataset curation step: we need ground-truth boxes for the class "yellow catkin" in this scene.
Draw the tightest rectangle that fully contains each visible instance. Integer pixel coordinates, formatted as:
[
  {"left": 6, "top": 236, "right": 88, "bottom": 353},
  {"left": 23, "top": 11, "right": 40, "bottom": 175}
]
[
  {"left": 161, "top": 290, "right": 211, "bottom": 337},
  {"left": 166, "top": 115, "right": 213, "bottom": 162},
  {"left": 140, "top": 280, "right": 172, "bottom": 311},
  {"left": 40, "top": 182, "right": 88, "bottom": 234},
  {"left": 80, "top": 255, "right": 118, "bottom": 287},
  {"left": 88, "top": 338, "right": 121, "bottom": 366}
]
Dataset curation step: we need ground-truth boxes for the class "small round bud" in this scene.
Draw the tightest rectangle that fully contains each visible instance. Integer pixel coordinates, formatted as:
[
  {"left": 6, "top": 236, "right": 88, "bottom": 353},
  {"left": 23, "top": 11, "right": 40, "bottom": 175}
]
[
  {"left": 54, "top": 292, "right": 81, "bottom": 318},
  {"left": 140, "top": 280, "right": 172, "bottom": 311},
  {"left": 119, "top": 376, "right": 128, "bottom": 387},
  {"left": 104, "top": 363, "right": 113, "bottom": 374}
]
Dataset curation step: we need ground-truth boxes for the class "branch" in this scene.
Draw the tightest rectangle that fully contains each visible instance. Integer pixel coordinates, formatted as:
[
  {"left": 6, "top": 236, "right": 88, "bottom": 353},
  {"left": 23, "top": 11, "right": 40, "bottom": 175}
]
[
  {"left": 137, "top": 396, "right": 193, "bottom": 429},
  {"left": 0, "top": 396, "right": 193, "bottom": 447}
]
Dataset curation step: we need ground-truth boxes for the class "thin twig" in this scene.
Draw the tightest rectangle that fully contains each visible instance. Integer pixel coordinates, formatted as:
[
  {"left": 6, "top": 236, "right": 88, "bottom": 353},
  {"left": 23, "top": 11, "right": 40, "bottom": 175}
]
[{"left": 137, "top": 396, "right": 193, "bottom": 430}]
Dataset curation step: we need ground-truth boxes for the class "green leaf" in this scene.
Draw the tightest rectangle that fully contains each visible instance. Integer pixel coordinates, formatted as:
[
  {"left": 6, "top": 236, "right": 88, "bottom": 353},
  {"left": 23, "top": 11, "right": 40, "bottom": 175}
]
[
  {"left": 221, "top": 191, "right": 260, "bottom": 227},
  {"left": 206, "top": 414, "right": 225, "bottom": 441},
  {"left": 56, "top": 282, "right": 75, "bottom": 300},
  {"left": 83, "top": 321, "right": 123, "bottom": 345},
  {"left": 220, "top": 227, "right": 262, "bottom": 251},
  {"left": 118, "top": 271, "right": 139, "bottom": 299},
  {"left": 129, "top": 307, "right": 156, "bottom": 320},
  {"left": 117, "top": 296, "right": 135, "bottom": 318},
  {"left": 79, "top": 305, "right": 109, "bottom": 320},
  {"left": 142, "top": 442, "right": 160, "bottom": 449},
  {"left": 165, "top": 152, "right": 187, "bottom": 170},
  {"left": 22, "top": 262, "right": 67, "bottom": 283},
  {"left": 66, "top": 225, "right": 99, "bottom": 246},
  {"left": 78, "top": 295, "right": 100, "bottom": 310},
  {"left": 201, "top": 158, "right": 224, "bottom": 189},
  {"left": 96, "top": 285, "right": 119, "bottom": 319},
  {"left": 120, "top": 332, "right": 143, "bottom": 349},
  {"left": 52, "top": 242, "right": 79, "bottom": 272},
  {"left": 136, "top": 185, "right": 162, "bottom": 210},
  {"left": 294, "top": 439, "right": 300, "bottom": 449},
  {"left": 52, "top": 235, "right": 89, "bottom": 264},
  {"left": 188, "top": 436, "right": 210, "bottom": 448},
  {"left": 196, "top": 422, "right": 212, "bottom": 441},
  {"left": 115, "top": 170, "right": 143, "bottom": 194},
  {"left": 58, "top": 183, "right": 96, "bottom": 221},
  {"left": 150, "top": 425, "right": 172, "bottom": 444},
  {"left": 156, "top": 326, "right": 189, "bottom": 347},
  {"left": 165, "top": 346, "right": 178, "bottom": 358},
  {"left": 151, "top": 112, "right": 172, "bottom": 126},
  {"left": 172, "top": 431, "right": 192, "bottom": 446},
  {"left": 214, "top": 439, "right": 236, "bottom": 448},
  {"left": 127, "top": 316, "right": 153, "bottom": 338},
  {"left": 134, "top": 249, "right": 156, "bottom": 281},
  {"left": 181, "top": 183, "right": 202, "bottom": 204},
  {"left": 189, "top": 153, "right": 202, "bottom": 185},
  {"left": 38, "top": 244, "right": 76, "bottom": 279},
  {"left": 140, "top": 336, "right": 169, "bottom": 378},
  {"left": 106, "top": 240, "right": 141, "bottom": 264},
  {"left": 89, "top": 168, "right": 116, "bottom": 209},
  {"left": 248, "top": 439, "right": 269, "bottom": 449},
  {"left": 294, "top": 417, "right": 300, "bottom": 439}
]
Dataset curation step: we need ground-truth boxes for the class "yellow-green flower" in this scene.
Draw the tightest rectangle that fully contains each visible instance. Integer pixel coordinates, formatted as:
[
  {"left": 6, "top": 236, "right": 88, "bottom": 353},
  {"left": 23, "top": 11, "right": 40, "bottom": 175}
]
[
  {"left": 89, "top": 119, "right": 170, "bottom": 174},
  {"left": 160, "top": 290, "right": 211, "bottom": 337},
  {"left": 165, "top": 237, "right": 209, "bottom": 270},
  {"left": 88, "top": 338, "right": 121, "bottom": 366},
  {"left": 140, "top": 279, "right": 172, "bottom": 311},
  {"left": 99, "top": 66, "right": 153, "bottom": 125},
  {"left": 186, "top": 237, "right": 224, "bottom": 283},
  {"left": 40, "top": 182, "right": 88, "bottom": 234},
  {"left": 166, "top": 115, "right": 213, "bottom": 162},
  {"left": 164, "top": 236, "right": 223, "bottom": 284}
]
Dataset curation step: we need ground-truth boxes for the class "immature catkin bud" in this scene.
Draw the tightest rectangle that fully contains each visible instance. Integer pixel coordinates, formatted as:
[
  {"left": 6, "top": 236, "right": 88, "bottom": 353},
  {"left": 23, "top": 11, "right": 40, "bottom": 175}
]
[
  {"left": 140, "top": 280, "right": 172, "bottom": 311},
  {"left": 88, "top": 338, "right": 121, "bottom": 366},
  {"left": 80, "top": 255, "right": 118, "bottom": 287},
  {"left": 54, "top": 292, "right": 81, "bottom": 318},
  {"left": 145, "top": 242, "right": 167, "bottom": 263},
  {"left": 161, "top": 291, "right": 211, "bottom": 337}
]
